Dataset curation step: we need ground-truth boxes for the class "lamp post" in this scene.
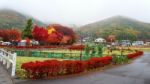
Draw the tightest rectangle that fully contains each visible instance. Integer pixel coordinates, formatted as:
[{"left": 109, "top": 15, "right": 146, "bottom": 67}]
[{"left": 80, "top": 33, "right": 83, "bottom": 61}]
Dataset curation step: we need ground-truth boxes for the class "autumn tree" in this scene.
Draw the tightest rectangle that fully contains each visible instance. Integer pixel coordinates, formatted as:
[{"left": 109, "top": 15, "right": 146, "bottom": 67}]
[
  {"left": 32, "top": 24, "right": 76, "bottom": 45},
  {"left": 22, "top": 19, "right": 33, "bottom": 39},
  {"left": 46, "top": 32, "right": 63, "bottom": 45},
  {"left": 9, "top": 29, "right": 21, "bottom": 41},
  {"left": 0, "top": 29, "right": 10, "bottom": 41},
  {"left": 0, "top": 29, "right": 21, "bottom": 41},
  {"left": 48, "top": 24, "right": 76, "bottom": 44},
  {"left": 32, "top": 25, "right": 48, "bottom": 45}
]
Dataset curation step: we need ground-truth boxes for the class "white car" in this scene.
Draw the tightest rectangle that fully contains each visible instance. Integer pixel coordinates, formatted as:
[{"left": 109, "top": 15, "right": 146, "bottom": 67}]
[
  {"left": 132, "top": 41, "right": 144, "bottom": 46},
  {"left": 2, "top": 42, "right": 11, "bottom": 45}
]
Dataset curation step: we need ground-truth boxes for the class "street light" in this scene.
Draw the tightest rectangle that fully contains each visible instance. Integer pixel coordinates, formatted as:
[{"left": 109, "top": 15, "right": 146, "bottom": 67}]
[{"left": 80, "top": 33, "right": 83, "bottom": 61}]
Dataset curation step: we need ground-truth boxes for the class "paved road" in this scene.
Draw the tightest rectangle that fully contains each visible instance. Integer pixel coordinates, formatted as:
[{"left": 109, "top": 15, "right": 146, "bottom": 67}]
[
  {"left": 15, "top": 52, "right": 150, "bottom": 84},
  {"left": 0, "top": 64, "right": 13, "bottom": 84}
]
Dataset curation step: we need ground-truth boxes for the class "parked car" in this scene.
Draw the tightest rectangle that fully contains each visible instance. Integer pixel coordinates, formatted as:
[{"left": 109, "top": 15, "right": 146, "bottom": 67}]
[
  {"left": 120, "top": 40, "right": 131, "bottom": 46},
  {"left": 2, "top": 42, "right": 11, "bottom": 45},
  {"left": 132, "top": 41, "right": 144, "bottom": 46}
]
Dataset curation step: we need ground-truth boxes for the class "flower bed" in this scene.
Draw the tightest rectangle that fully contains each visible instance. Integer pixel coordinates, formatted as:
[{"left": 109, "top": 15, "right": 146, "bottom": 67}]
[{"left": 21, "top": 50, "right": 143, "bottom": 79}]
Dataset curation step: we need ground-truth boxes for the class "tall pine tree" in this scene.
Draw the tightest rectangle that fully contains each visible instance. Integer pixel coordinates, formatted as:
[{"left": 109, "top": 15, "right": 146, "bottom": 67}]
[{"left": 22, "top": 19, "right": 33, "bottom": 39}]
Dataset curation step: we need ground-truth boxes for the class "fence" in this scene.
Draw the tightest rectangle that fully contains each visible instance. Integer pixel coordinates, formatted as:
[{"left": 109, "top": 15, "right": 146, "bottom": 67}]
[
  {"left": 0, "top": 49, "right": 17, "bottom": 77},
  {"left": 14, "top": 50, "right": 106, "bottom": 60}
]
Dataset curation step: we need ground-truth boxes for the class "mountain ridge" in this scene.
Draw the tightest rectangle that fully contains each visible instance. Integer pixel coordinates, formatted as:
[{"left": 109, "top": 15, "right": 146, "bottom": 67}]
[
  {"left": 78, "top": 15, "right": 150, "bottom": 40},
  {"left": 0, "top": 9, "right": 46, "bottom": 29}
]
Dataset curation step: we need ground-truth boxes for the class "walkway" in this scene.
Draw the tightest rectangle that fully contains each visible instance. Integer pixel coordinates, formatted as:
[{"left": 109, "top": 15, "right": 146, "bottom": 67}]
[
  {"left": 15, "top": 52, "right": 150, "bottom": 84},
  {"left": 0, "top": 64, "right": 13, "bottom": 84}
]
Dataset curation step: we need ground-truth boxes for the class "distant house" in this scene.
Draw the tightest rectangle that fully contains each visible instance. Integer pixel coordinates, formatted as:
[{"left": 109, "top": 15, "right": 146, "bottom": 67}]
[
  {"left": 145, "top": 42, "right": 150, "bottom": 46},
  {"left": 141, "top": 39, "right": 150, "bottom": 46},
  {"left": 94, "top": 38, "right": 106, "bottom": 43},
  {"left": 107, "top": 35, "right": 116, "bottom": 42},
  {"left": 132, "top": 41, "right": 144, "bottom": 46}
]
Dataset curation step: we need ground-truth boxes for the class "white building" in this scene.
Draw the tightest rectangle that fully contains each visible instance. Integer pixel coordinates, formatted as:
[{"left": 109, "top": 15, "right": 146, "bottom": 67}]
[{"left": 94, "top": 38, "right": 106, "bottom": 43}]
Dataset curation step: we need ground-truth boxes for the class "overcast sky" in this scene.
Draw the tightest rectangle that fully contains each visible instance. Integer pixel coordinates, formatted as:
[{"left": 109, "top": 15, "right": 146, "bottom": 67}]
[{"left": 0, "top": 0, "right": 150, "bottom": 26}]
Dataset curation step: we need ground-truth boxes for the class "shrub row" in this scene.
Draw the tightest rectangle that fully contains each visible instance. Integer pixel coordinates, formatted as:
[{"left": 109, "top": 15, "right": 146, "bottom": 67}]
[
  {"left": 127, "top": 51, "right": 143, "bottom": 59},
  {"left": 21, "top": 56, "right": 112, "bottom": 79},
  {"left": 21, "top": 51, "right": 143, "bottom": 79},
  {"left": 68, "top": 45, "right": 85, "bottom": 50}
]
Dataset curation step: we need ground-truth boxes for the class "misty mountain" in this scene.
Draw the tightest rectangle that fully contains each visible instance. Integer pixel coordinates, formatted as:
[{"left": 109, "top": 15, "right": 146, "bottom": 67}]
[
  {"left": 78, "top": 16, "right": 150, "bottom": 41},
  {"left": 0, "top": 9, "right": 46, "bottom": 29}
]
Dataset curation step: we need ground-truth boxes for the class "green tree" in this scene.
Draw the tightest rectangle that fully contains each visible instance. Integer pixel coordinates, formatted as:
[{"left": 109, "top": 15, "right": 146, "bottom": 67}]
[
  {"left": 97, "top": 44, "right": 103, "bottom": 57},
  {"left": 84, "top": 44, "right": 90, "bottom": 57},
  {"left": 22, "top": 19, "right": 33, "bottom": 39},
  {"left": 91, "top": 47, "right": 96, "bottom": 57}
]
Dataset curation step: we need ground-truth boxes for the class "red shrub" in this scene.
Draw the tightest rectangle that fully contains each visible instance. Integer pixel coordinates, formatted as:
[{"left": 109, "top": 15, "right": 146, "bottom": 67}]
[
  {"left": 21, "top": 56, "right": 112, "bottom": 79},
  {"left": 86, "top": 56, "right": 112, "bottom": 70},
  {"left": 62, "top": 60, "right": 86, "bottom": 74},
  {"left": 68, "top": 45, "right": 85, "bottom": 50},
  {"left": 127, "top": 51, "right": 143, "bottom": 59},
  {"left": 21, "top": 60, "right": 62, "bottom": 79}
]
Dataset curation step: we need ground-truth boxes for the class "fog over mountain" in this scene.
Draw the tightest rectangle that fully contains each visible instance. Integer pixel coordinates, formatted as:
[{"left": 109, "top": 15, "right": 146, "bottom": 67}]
[
  {"left": 0, "top": 0, "right": 150, "bottom": 26},
  {"left": 0, "top": 9, "right": 45, "bottom": 29}
]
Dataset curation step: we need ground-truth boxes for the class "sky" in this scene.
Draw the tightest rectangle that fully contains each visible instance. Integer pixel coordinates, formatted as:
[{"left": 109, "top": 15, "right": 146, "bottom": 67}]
[{"left": 0, "top": 0, "right": 150, "bottom": 26}]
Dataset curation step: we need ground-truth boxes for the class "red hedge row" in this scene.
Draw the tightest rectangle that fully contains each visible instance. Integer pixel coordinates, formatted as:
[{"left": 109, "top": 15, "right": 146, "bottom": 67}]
[
  {"left": 127, "top": 51, "right": 143, "bottom": 59},
  {"left": 21, "top": 51, "right": 143, "bottom": 79},
  {"left": 21, "top": 56, "right": 112, "bottom": 79},
  {"left": 68, "top": 45, "right": 85, "bottom": 50}
]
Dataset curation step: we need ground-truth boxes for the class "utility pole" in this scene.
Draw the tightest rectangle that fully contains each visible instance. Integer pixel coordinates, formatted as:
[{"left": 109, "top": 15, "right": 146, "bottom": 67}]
[{"left": 80, "top": 33, "right": 83, "bottom": 61}]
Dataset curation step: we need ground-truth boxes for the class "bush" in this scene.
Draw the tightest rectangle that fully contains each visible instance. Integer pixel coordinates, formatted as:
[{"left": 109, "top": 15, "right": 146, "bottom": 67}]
[
  {"left": 112, "top": 54, "right": 128, "bottom": 64},
  {"left": 68, "top": 45, "right": 85, "bottom": 50},
  {"left": 21, "top": 56, "right": 112, "bottom": 79},
  {"left": 86, "top": 56, "right": 112, "bottom": 70},
  {"left": 127, "top": 51, "right": 143, "bottom": 59}
]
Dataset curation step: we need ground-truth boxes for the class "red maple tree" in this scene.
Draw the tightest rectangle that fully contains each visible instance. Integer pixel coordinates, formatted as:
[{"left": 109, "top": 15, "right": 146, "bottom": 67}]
[
  {"left": 46, "top": 31, "right": 63, "bottom": 45},
  {"left": 0, "top": 29, "right": 21, "bottom": 41},
  {"left": 32, "top": 24, "right": 76, "bottom": 45},
  {"left": 48, "top": 24, "right": 76, "bottom": 44},
  {"left": 32, "top": 25, "right": 48, "bottom": 44}
]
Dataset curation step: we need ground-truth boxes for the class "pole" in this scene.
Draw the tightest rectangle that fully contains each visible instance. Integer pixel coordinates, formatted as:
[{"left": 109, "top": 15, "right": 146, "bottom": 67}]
[{"left": 80, "top": 33, "right": 83, "bottom": 61}]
